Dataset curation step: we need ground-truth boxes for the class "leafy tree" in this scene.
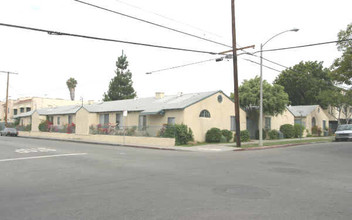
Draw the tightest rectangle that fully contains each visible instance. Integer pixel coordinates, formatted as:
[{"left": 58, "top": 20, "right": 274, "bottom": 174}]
[
  {"left": 274, "top": 61, "right": 334, "bottom": 107},
  {"left": 331, "top": 23, "right": 352, "bottom": 85},
  {"left": 319, "top": 88, "right": 352, "bottom": 123},
  {"left": 233, "top": 76, "right": 289, "bottom": 116},
  {"left": 103, "top": 52, "right": 137, "bottom": 101},
  {"left": 66, "top": 77, "right": 77, "bottom": 101}
]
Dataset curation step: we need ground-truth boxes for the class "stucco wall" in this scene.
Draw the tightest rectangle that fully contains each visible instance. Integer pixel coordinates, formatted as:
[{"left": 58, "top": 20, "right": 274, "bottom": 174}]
[
  {"left": 51, "top": 115, "right": 76, "bottom": 126},
  {"left": 183, "top": 92, "right": 246, "bottom": 142},
  {"left": 31, "top": 111, "right": 42, "bottom": 132},
  {"left": 147, "top": 110, "right": 184, "bottom": 126},
  {"left": 264, "top": 108, "right": 295, "bottom": 131},
  {"left": 19, "top": 131, "right": 175, "bottom": 147},
  {"left": 305, "top": 106, "right": 330, "bottom": 132}
]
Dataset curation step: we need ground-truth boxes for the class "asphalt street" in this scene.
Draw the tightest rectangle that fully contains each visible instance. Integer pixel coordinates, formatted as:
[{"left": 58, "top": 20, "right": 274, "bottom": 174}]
[{"left": 0, "top": 136, "right": 351, "bottom": 220}]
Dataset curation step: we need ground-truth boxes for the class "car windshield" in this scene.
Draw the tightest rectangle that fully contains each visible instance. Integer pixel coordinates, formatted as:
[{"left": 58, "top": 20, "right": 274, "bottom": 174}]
[
  {"left": 337, "top": 124, "right": 352, "bottom": 131},
  {"left": 4, "top": 128, "right": 16, "bottom": 132}
]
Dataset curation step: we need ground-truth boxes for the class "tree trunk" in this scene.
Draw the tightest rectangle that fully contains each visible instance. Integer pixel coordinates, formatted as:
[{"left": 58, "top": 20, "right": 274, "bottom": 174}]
[{"left": 69, "top": 87, "right": 75, "bottom": 101}]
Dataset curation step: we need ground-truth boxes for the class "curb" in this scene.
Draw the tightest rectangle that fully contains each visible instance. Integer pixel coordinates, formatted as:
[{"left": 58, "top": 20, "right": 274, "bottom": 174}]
[
  {"left": 235, "top": 140, "right": 332, "bottom": 151},
  {"left": 17, "top": 135, "right": 180, "bottom": 152}
]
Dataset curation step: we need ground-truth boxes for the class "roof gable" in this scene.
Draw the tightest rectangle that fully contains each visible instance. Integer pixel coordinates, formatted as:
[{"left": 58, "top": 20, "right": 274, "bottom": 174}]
[{"left": 286, "top": 105, "right": 320, "bottom": 117}]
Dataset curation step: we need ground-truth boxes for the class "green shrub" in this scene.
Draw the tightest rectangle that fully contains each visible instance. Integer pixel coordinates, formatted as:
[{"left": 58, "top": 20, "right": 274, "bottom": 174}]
[
  {"left": 206, "top": 127, "right": 222, "bottom": 143},
  {"left": 160, "top": 125, "right": 176, "bottom": 138},
  {"left": 175, "top": 124, "right": 194, "bottom": 145},
  {"left": 221, "top": 129, "right": 233, "bottom": 142},
  {"left": 38, "top": 120, "right": 52, "bottom": 132},
  {"left": 293, "top": 124, "right": 305, "bottom": 138},
  {"left": 268, "top": 129, "right": 279, "bottom": 140},
  {"left": 280, "top": 124, "right": 294, "bottom": 138},
  {"left": 311, "top": 126, "right": 322, "bottom": 136},
  {"left": 160, "top": 124, "right": 193, "bottom": 145},
  {"left": 255, "top": 129, "right": 267, "bottom": 140},
  {"left": 220, "top": 135, "right": 227, "bottom": 143},
  {"left": 239, "top": 130, "right": 250, "bottom": 142}
]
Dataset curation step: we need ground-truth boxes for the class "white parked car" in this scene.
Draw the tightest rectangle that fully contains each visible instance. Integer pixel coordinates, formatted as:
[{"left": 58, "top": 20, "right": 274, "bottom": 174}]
[{"left": 335, "top": 124, "right": 352, "bottom": 141}]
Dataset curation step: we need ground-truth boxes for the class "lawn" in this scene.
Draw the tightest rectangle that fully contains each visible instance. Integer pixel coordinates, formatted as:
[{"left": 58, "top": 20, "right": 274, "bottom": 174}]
[{"left": 240, "top": 137, "right": 334, "bottom": 148}]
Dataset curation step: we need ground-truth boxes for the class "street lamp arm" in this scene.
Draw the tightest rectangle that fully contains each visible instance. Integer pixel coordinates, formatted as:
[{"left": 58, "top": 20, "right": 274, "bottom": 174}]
[{"left": 262, "top": 28, "right": 299, "bottom": 48}]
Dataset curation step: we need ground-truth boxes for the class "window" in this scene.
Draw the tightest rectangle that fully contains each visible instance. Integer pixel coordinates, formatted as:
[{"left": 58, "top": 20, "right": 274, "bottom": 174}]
[
  {"left": 48, "top": 116, "right": 54, "bottom": 123},
  {"left": 168, "top": 117, "right": 175, "bottom": 125},
  {"left": 20, "top": 107, "right": 24, "bottom": 113},
  {"left": 217, "top": 95, "right": 223, "bottom": 103},
  {"left": 312, "top": 117, "right": 316, "bottom": 127},
  {"left": 199, "top": 110, "right": 211, "bottom": 118},
  {"left": 68, "top": 115, "right": 72, "bottom": 124},
  {"left": 264, "top": 117, "right": 271, "bottom": 130},
  {"left": 139, "top": 115, "right": 147, "bottom": 130},
  {"left": 57, "top": 117, "right": 60, "bottom": 125},
  {"left": 116, "top": 113, "right": 123, "bottom": 128},
  {"left": 295, "top": 118, "right": 304, "bottom": 126},
  {"left": 99, "top": 114, "right": 109, "bottom": 125},
  {"left": 26, "top": 107, "right": 31, "bottom": 112},
  {"left": 13, "top": 109, "right": 18, "bottom": 115},
  {"left": 230, "top": 116, "right": 236, "bottom": 131},
  {"left": 323, "top": 120, "right": 326, "bottom": 130}
]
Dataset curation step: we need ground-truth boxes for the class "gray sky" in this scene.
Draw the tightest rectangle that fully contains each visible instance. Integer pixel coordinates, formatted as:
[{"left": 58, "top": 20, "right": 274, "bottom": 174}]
[{"left": 0, "top": 0, "right": 351, "bottom": 101}]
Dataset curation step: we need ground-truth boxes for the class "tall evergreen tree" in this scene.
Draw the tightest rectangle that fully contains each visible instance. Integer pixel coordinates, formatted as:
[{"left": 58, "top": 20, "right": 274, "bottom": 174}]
[{"left": 103, "top": 52, "right": 137, "bottom": 101}]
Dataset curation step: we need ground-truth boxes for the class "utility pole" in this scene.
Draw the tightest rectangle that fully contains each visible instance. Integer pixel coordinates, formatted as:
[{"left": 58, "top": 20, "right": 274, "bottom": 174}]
[
  {"left": 0, "top": 71, "right": 18, "bottom": 126},
  {"left": 231, "top": 0, "right": 241, "bottom": 147}
]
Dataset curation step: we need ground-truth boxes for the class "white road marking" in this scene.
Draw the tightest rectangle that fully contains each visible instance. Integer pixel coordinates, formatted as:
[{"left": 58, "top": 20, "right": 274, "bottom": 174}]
[
  {"left": 0, "top": 153, "right": 87, "bottom": 162},
  {"left": 15, "top": 148, "right": 57, "bottom": 154}
]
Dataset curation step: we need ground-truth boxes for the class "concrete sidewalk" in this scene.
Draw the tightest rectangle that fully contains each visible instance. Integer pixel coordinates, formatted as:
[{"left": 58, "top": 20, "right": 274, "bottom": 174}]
[{"left": 17, "top": 133, "right": 333, "bottom": 152}]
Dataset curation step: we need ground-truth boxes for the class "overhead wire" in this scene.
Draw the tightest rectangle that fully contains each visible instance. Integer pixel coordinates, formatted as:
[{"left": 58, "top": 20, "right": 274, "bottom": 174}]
[
  {"left": 0, "top": 22, "right": 219, "bottom": 55},
  {"left": 73, "top": 0, "right": 232, "bottom": 48},
  {"left": 113, "top": 0, "right": 223, "bottom": 39},
  {"left": 146, "top": 58, "right": 217, "bottom": 74},
  {"left": 257, "top": 38, "right": 352, "bottom": 54}
]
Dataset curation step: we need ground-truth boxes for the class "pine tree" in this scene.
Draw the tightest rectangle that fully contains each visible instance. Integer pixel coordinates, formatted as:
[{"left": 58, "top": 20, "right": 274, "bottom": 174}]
[{"left": 103, "top": 52, "right": 137, "bottom": 101}]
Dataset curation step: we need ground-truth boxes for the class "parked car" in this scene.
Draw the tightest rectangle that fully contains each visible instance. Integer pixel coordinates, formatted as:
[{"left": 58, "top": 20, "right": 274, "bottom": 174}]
[
  {"left": 335, "top": 124, "right": 352, "bottom": 141},
  {"left": 0, "top": 127, "right": 18, "bottom": 137}
]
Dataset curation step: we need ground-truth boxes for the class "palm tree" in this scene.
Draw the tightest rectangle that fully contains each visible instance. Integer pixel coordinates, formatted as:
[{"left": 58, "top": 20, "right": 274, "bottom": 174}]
[{"left": 66, "top": 77, "right": 77, "bottom": 101}]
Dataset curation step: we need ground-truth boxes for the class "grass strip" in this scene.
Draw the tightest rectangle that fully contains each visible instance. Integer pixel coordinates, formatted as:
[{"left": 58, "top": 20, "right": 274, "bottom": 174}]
[{"left": 240, "top": 138, "right": 333, "bottom": 148}]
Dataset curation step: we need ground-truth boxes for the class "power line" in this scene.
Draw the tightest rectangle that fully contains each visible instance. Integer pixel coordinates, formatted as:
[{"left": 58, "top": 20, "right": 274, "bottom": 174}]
[
  {"left": 242, "top": 58, "right": 281, "bottom": 73},
  {"left": 146, "top": 58, "right": 218, "bottom": 74},
  {"left": 113, "top": 0, "right": 224, "bottom": 39},
  {"left": 0, "top": 22, "right": 218, "bottom": 55},
  {"left": 258, "top": 38, "right": 352, "bottom": 53},
  {"left": 73, "top": 0, "right": 232, "bottom": 48}
]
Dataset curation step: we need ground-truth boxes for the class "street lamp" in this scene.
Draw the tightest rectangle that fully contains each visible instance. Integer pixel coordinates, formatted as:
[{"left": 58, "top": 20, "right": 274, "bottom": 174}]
[{"left": 259, "top": 28, "right": 299, "bottom": 146}]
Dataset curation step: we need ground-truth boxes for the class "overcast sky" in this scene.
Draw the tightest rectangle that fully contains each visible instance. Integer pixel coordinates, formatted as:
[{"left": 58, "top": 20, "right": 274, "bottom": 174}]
[{"left": 0, "top": 0, "right": 351, "bottom": 102}]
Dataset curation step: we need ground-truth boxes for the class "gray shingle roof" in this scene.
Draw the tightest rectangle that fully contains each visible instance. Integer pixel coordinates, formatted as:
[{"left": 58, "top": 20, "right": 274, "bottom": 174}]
[
  {"left": 38, "top": 105, "right": 82, "bottom": 116},
  {"left": 286, "top": 105, "right": 319, "bottom": 117},
  {"left": 13, "top": 110, "right": 36, "bottom": 119},
  {"left": 84, "top": 91, "right": 221, "bottom": 114},
  {"left": 13, "top": 91, "right": 223, "bottom": 117}
]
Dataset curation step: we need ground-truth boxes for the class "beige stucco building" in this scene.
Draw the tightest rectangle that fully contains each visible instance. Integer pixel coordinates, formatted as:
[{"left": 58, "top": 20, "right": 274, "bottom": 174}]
[
  {"left": 15, "top": 91, "right": 246, "bottom": 143},
  {"left": 1, "top": 97, "right": 85, "bottom": 123},
  {"left": 262, "top": 108, "right": 295, "bottom": 131},
  {"left": 287, "top": 105, "right": 330, "bottom": 135}
]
